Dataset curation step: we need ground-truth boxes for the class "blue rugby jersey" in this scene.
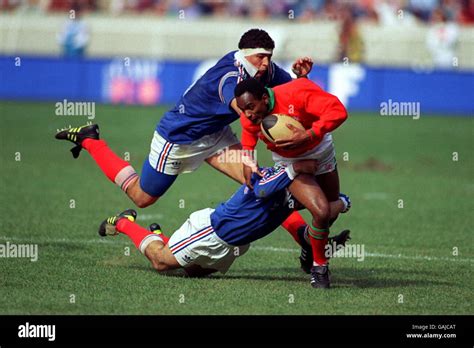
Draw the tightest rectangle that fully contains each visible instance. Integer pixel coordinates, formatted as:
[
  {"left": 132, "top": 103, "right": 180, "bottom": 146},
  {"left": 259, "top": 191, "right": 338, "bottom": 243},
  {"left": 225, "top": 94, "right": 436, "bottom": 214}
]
[
  {"left": 157, "top": 51, "right": 292, "bottom": 144},
  {"left": 210, "top": 166, "right": 296, "bottom": 246}
]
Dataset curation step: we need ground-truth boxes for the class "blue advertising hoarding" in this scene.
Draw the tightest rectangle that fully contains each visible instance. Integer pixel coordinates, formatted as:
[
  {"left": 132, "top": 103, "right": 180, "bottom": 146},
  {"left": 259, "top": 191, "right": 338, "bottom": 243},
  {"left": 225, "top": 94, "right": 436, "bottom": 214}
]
[{"left": 0, "top": 55, "right": 472, "bottom": 115}]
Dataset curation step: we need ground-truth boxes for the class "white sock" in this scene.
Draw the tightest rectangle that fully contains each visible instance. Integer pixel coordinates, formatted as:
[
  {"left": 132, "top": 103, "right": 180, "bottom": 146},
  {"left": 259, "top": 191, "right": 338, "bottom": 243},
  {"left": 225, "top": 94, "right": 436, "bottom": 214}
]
[{"left": 139, "top": 234, "right": 164, "bottom": 254}]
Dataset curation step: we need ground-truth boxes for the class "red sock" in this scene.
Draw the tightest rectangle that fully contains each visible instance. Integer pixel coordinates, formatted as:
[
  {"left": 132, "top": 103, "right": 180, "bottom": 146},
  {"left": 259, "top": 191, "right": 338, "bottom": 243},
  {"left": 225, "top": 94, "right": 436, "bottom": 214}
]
[
  {"left": 282, "top": 211, "right": 306, "bottom": 245},
  {"left": 157, "top": 232, "right": 170, "bottom": 245},
  {"left": 82, "top": 138, "right": 138, "bottom": 192},
  {"left": 308, "top": 225, "right": 329, "bottom": 266},
  {"left": 116, "top": 219, "right": 164, "bottom": 253}
]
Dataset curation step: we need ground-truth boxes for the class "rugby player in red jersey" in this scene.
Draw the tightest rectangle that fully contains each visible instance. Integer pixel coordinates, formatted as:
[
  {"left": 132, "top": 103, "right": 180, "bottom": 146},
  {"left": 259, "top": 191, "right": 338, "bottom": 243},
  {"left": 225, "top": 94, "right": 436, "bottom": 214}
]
[{"left": 234, "top": 78, "right": 351, "bottom": 288}]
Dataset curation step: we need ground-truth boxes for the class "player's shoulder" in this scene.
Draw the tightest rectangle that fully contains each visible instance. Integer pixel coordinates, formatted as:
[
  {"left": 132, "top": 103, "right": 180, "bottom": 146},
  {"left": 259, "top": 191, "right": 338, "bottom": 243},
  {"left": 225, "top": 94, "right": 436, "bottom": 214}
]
[
  {"left": 266, "top": 61, "right": 291, "bottom": 85},
  {"left": 269, "top": 59, "right": 288, "bottom": 74},
  {"left": 206, "top": 51, "right": 241, "bottom": 81},
  {"left": 282, "top": 78, "right": 324, "bottom": 98},
  {"left": 214, "top": 51, "right": 240, "bottom": 70},
  {"left": 273, "top": 78, "right": 316, "bottom": 97}
]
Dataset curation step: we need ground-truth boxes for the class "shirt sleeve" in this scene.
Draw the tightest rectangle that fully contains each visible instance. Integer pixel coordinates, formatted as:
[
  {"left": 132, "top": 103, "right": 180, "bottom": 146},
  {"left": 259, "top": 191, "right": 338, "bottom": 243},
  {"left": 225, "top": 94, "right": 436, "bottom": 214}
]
[
  {"left": 304, "top": 87, "right": 348, "bottom": 141},
  {"left": 253, "top": 166, "right": 293, "bottom": 198},
  {"left": 218, "top": 72, "right": 240, "bottom": 106}
]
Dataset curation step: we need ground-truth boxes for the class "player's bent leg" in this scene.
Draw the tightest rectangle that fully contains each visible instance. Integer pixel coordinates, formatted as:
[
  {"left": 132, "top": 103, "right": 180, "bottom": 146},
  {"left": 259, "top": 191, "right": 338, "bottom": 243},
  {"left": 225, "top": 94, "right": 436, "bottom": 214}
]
[
  {"left": 289, "top": 174, "right": 331, "bottom": 288},
  {"left": 124, "top": 178, "right": 158, "bottom": 208},
  {"left": 99, "top": 209, "right": 182, "bottom": 272},
  {"left": 56, "top": 125, "right": 181, "bottom": 209},
  {"left": 289, "top": 174, "right": 331, "bottom": 228},
  {"left": 205, "top": 143, "right": 245, "bottom": 184},
  {"left": 56, "top": 124, "right": 140, "bottom": 193},
  {"left": 316, "top": 169, "right": 350, "bottom": 224},
  {"left": 144, "top": 241, "right": 181, "bottom": 272},
  {"left": 130, "top": 158, "right": 178, "bottom": 208},
  {"left": 282, "top": 211, "right": 307, "bottom": 245},
  {"left": 316, "top": 168, "right": 340, "bottom": 202}
]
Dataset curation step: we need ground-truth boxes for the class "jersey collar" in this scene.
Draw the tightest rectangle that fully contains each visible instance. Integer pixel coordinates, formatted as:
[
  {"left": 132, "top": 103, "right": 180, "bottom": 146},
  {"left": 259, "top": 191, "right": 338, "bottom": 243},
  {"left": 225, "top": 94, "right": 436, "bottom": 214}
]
[{"left": 265, "top": 87, "right": 275, "bottom": 112}]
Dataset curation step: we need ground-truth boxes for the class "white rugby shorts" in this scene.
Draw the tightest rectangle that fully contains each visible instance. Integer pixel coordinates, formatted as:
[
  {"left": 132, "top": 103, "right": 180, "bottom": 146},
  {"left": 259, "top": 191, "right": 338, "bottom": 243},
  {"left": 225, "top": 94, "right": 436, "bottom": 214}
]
[
  {"left": 168, "top": 208, "right": 249, "bottom": 274},
  {"left": 148, "top": 126, "right": 239, "bottom": 175},
  {"left": 272, "top": 133, "right": 337, "bottom": 176}
]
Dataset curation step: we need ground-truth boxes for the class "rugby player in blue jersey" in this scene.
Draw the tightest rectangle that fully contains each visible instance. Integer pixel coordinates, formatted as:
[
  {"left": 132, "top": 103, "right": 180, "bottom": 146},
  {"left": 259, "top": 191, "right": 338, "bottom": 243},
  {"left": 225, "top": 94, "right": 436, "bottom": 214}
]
[
  {"left": 56, "top": 29, "right": 318, "bottom": 249},
  {"left": 97, "top": 160, "right": 346, "bottom": 288}
]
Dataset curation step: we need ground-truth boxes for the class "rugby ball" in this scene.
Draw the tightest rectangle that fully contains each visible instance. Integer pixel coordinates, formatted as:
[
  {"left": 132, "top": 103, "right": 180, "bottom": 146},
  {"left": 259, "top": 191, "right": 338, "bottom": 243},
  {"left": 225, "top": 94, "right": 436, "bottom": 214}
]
[{"left": 260, "top": 114, "right": 305, "bottom": 143}]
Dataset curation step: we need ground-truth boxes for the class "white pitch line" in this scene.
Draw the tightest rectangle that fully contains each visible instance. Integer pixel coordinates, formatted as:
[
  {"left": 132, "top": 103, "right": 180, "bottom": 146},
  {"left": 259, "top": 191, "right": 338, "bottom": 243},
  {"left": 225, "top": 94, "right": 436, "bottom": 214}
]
[
  {"left": 0, "top": 236, "right": 126, "bottom": 245},
  {"left": 0, "top": 236, "right": 472, "bottom": 263},
  {"left": 251, "top": 246, "right": 473, "bottom": 263},
  {"left": 362, "top": 192, "right": 389, "bottom": 200},
  {"left": 252, "top": 246, "right": 298, "bottom": 253},
  {"left": 136, "top": 213, "right": 164, "bottom": 221}
]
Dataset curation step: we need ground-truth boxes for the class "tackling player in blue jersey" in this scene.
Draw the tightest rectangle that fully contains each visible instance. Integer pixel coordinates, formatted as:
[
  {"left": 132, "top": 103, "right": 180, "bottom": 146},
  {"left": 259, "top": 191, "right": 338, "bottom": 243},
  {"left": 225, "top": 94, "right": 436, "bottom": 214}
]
[
  {"left": 56, "top": 29, "right": 312, "bottom": 206},
  {"left": 98, "top": 160, "right": 346, "bottom": 288},
  {"left": 56, "top": 28, "right": 315, "bottom": 254}
]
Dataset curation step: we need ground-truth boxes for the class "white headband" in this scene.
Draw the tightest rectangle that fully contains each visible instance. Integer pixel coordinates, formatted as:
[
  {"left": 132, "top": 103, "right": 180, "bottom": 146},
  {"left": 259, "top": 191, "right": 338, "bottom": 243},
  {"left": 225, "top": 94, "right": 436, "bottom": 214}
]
[
  {"left": 235, "top": 48, "right": 273, "bottom": 78},
  {"left": 240, "top": 48, "right": 273, "bottom": 56}
]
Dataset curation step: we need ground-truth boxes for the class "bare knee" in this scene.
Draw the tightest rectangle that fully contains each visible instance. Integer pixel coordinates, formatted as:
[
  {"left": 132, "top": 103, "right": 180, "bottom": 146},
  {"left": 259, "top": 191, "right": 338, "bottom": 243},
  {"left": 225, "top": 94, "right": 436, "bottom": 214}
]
[
  {"left": 126, "top": 179, "right": 158, "bottom": 208},
  {"left": 145, "top": 242, "right": 181, "bottom": 273},
  {"left": 310, "top": 200, "right": 331, "bottom": 226},
  {"left": 134, "top": 196, "right": 156, "bottom": 209},
  {"left": 146, "top": 244, "right": 172, "bottom": 272}
]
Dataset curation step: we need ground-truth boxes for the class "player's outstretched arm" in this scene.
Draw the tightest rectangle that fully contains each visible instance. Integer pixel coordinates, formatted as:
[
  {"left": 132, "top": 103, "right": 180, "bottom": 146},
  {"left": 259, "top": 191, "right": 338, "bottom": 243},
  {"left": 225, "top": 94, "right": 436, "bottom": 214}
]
[
  {"left": 253, "top": 160, "right": 317, "bottom": 198},
  {"left": 240, "top": 112, "right": 262, "bottom": 188},
  {"left": 239, "top": 112, "right": 260, "bottom": 150},
  {"left": 230, "top": 98, "right": 242, "bottom": 115},
  {"left": 253, "top": 166, "right": 291, "bottom": 198}
]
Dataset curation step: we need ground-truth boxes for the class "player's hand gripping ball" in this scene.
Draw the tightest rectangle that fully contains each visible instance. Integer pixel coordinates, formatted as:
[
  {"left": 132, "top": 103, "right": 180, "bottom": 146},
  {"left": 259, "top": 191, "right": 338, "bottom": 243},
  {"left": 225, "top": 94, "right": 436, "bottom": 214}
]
[{"left": 260, "top": 114, "right": 305, "bottom": 143}]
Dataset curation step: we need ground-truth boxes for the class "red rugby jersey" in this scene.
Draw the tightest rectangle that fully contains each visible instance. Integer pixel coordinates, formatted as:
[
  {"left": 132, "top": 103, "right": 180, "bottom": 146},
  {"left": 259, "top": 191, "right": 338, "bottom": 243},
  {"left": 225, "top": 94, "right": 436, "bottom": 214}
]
[{"left": 240, "top": 78, "right": 347, "bottom": 158}]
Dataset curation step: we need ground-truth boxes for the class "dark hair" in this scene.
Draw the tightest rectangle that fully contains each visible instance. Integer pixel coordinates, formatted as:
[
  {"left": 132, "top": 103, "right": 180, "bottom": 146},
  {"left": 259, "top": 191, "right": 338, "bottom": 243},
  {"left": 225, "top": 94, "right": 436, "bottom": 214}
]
[
  {"left": 238, "top": 29, "right": 275, "bottom": 50},
  {"left": 234, "top": 78, "right": 267, "bottom": 99}
]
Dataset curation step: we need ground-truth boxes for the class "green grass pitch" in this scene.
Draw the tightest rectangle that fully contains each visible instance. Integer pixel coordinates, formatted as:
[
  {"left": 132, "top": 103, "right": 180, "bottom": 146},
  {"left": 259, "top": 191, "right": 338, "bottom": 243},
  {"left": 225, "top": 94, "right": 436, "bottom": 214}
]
[{"left": 0, "top": 100, "right": 472, "bottom": 315}]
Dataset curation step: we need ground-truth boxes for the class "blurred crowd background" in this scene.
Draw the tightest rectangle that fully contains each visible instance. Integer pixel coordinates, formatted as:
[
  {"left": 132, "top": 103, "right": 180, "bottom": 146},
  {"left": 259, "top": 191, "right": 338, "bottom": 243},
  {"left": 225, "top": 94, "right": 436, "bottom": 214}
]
[
  {"left": 1, "top": 0, "right": 473, "bottom": 69},
  {"left": 2, "top": 0, "right": 474, "bottom": 25}
]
